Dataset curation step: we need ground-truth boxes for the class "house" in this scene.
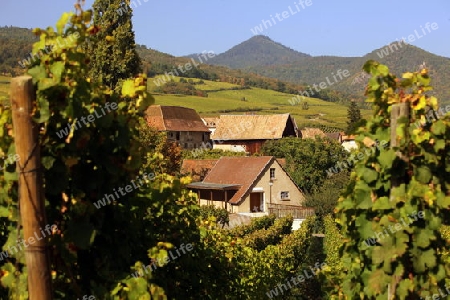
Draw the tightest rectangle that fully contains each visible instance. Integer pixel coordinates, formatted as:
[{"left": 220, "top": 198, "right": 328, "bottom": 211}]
[
  {"left": 145, "top": 105, "right": 211, "bottom": 150},
  {"left": 211, "top": 114, "right": 298, "bottom": 154},
  {"left": 181, "top": 159, "right": 218, "bottom": 181},
  {"left": 325, "top": 132, "right": 342, "bottom": 142},
  {"left": 187, "top": 156, "right": 311, "bottom": 217},
  {"left": 340, "top": 132, "right": 357, "bottom": 151}
]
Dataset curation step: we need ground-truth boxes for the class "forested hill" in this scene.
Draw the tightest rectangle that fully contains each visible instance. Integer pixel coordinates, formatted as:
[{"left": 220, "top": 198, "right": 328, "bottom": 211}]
[
  {"left": 1, "top": 26, "right": 347, "bottom": 102},
  {"left": 204, "top": 35, "right": 311, "bottom": 69},
  {"left": 208, "top": 36, "right": 450, "bottom": 104},
  {"left": 2, "top": 26, "right": 449, "bottom": 105},
  {"left": 0, "top": 26, "right": 38, "bottom": 75}
]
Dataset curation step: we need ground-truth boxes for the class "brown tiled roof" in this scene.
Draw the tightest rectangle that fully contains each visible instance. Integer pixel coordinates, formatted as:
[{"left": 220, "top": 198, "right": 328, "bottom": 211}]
[
  {"left": 325, "top": 132, "right": 341, "bottom": 140},
  {"left": 211, "top": 114, "right": 297, "bottom": 140},
  {"left": 181, "top": 159, "right": 218, "bottom": 181},
  {"left": 202, "top": 156, "right": 274, "bottom": 204},
  {"left": 145, "top": 105, "right": 209, "bottom": 132},
  {"left": 299, "top": 128, "right": 326, "bottom": 139}
]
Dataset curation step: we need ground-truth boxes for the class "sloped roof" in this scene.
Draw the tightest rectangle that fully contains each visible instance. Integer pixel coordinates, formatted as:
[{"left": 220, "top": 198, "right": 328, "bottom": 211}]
[
  {"left": 202, "top": 156, "right": 275, "bottom": 204},
  {"left": 299, "top": 127, "right": 326, "bottom": 139},
  {"left": 211, "top": 114, "right": 297, "bottom": 140},
  {"left": 145, "top": 105, "right": 209, "bottom": 132},
  {"left": 325, "top": 132, "right": 341, "bottom": 140},
  {"left": 181, "top": 159, "right": 218, "bottom": 181},
  {"left": 341, "top": 133, "right": 356, "bottom": 142},
  {"left": 202, "top": 117, "right": 219, "bottom": 128}
]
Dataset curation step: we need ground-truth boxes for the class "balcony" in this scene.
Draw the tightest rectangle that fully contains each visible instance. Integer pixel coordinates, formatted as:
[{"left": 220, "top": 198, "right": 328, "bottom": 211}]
[{"left": 267, "top": 203, "right": 315, "bottom": 219}]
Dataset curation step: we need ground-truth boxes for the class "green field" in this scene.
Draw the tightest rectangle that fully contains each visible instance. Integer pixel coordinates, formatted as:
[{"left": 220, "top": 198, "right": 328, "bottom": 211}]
[
  {"left": 0, "top": 74, "right": 370, "bottom": 129},
  {"left": 150, "top": 75, "right": 370, "bottom": 129}
]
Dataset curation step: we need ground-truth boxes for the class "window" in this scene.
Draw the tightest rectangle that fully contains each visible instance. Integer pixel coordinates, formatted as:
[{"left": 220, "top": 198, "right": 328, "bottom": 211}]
[
  {"left": 280, "top": 191, "right": 290, "bottom": 200},
  {"left": 176, "top": 131, "right": 180, "bottom": 140},
  {"left": 270, "top": 168, "right": 275, "bottom": 179}
]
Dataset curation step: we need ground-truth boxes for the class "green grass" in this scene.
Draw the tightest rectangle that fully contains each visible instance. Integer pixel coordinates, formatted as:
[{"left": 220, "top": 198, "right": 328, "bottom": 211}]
[
  {"left": 148, "top": 75, "right": 238, "bottom": 91},
  {"left": 150, "top": 76, "right": 370, "bottom": 129},
  {"left": 0, "top": 74, "right": 370, "bottom": 129}
]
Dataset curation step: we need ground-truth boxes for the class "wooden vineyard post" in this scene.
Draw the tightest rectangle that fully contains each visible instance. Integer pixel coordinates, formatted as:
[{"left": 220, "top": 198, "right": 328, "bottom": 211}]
[
  {"left": 388, "top": 102, "right": 410, "bottom": 299},
  {"left": 10, "top": 76, "right": 53, "bottom": 300},
  {"left": 389, "top": 102, "right": 410, "bottom": 201}
]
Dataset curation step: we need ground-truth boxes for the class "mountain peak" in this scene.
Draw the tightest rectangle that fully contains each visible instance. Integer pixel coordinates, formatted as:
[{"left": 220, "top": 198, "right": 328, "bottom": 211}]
[{"left": 209, "top": 35, "right": 310, "bottom": 69}]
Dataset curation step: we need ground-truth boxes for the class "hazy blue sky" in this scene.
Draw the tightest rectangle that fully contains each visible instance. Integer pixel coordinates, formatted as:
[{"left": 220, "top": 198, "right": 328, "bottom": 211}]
[{"left": 1, "top": 0, "right": 449, "bottom": 58}]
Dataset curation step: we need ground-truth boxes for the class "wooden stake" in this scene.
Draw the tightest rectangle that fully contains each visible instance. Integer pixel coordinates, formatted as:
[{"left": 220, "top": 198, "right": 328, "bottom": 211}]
[
  {"left": 390, "top": 102, "right": 410, "bottom": 203},
  {"left": 10, "top": 76, "right": 52, "bottom": 300}
]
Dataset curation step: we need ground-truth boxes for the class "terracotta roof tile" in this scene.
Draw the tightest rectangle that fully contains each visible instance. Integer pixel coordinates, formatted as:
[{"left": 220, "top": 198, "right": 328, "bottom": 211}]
[
  {"left": 203, "top": 156, "right": 274, "bottom": 204},
  {"left": 181, "top": 159, "right": 218, "bottom": 181}
]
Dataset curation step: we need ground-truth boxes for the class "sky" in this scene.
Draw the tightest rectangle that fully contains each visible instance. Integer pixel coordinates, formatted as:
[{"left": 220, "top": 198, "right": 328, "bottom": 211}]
[{"left": 1, "top": 0, "right": 449, "bottom": 58}]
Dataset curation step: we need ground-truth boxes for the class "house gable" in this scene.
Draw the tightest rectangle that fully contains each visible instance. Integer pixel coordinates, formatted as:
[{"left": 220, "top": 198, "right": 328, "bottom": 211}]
[{"left": 238, "top": 159, "right": 304, "bottom": 212}]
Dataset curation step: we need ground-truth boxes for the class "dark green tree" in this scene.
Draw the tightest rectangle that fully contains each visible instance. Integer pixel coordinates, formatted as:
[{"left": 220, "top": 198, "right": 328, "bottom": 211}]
[
  {"left": 87, "top": 0, "right": 141, "bottom": 90},
  {"left": 260, "top": 137, "right": 348, "bottom": 194},
  {"left": 346, "top": 100, "right": 362, "bottom": 134},
  {"left": 304, "top": 170, "right": 350, "bottom": 216}
]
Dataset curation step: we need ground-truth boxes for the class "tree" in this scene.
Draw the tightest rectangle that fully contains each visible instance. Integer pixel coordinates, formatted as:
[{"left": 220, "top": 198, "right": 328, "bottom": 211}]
[
  {"left": 346, "top": 100, "right": 361, "bottom": 134},
  {"left": 138, "top": 120, "right": 182, "bottom": 176},
  {"left": 87, "top": 0, "right": 141, "bottom": 90},
  {"left": 260, "top": 137, "right": 348, "bottom": 194},
  {"left": 304, "top": 170, "right": 350, "bottom": 216}
]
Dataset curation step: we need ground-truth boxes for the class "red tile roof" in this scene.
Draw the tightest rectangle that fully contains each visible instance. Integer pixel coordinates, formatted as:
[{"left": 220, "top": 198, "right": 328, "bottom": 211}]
[
  {"left": 181, "top": 159, "right": 218, "bottom": 181},
  {"left": 202, "top": 156, "right": 274, "bottom": 204},
  {"left": 145, "top": 105, "right": 210, "bottom": 132}
]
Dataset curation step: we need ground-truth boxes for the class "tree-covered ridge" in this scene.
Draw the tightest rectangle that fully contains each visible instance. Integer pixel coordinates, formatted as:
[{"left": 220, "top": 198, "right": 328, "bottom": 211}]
[
  {"left": 207, "top": 35, "right": 311, "bottom": 68},
  {"left": 244, "top": 46, "right": 450, "bottom": 105},
  {"left": 0, "top": 26, "right": 37, "bottom": 41},
  {"left": 0, "top": 27, "right": 348, "bottom": 103},
  {"left": 0, "top": 27, "right": 38, "bottom": 76}
]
